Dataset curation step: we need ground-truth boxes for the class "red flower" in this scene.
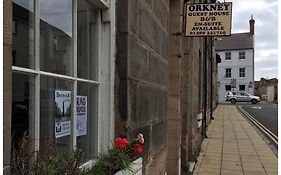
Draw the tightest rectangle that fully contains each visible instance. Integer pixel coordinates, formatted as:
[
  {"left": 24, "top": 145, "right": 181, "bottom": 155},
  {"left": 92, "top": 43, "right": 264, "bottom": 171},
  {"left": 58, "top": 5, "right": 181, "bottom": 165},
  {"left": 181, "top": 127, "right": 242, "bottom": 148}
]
[
  {"left": 135, "top": 144, "right": 143, "bottom": 154},
  {"left": 114, "top": 138, "right": 128, "bottom": 149}
]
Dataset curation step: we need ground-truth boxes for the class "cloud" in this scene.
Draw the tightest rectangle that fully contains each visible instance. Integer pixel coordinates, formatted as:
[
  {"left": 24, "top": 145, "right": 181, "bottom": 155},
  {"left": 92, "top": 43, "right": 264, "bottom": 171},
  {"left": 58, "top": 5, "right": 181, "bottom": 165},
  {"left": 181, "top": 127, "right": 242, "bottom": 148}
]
[{"left": 231, "top": 0, "right": 278, "bottom": 80}]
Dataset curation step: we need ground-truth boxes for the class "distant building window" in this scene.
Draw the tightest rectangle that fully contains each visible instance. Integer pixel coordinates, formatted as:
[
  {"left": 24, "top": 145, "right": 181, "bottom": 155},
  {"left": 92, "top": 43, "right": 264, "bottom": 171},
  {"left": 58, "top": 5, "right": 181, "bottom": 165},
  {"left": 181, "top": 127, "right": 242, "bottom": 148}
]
[
  {"left": 239, "top": 68, "right": 245, "bottom": 77},
  {"left": 225, "top": 52, "right": 231, "bottom": 60},
  {"left": 239, "top": 85, "right": 245, "bottom": 91},
  {"left": 225, "top": 68, "right": 231, "bottom": 78},
  {"left": 225, "top": 85, "right": 231, "bottom": 91},
  {"left": 239, "top": 52, "right": 245, "bottom": 59}
]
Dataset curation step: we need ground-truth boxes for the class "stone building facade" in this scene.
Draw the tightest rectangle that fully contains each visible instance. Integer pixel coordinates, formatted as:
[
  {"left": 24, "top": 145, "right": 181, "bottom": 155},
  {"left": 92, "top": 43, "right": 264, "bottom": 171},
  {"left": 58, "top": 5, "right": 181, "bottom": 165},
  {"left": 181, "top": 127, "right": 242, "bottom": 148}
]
[
  {"left": 4, "top": 0, "right": 12, "bottom": 174},
  {"left": 254, "top": 78, "right": 278, "bottom": 102},
  {"left": 4, "top": 0, "right": 218, "bottom": 174},
  {"left": 116, "top": 0, "right": 218, "bottom": 174}
]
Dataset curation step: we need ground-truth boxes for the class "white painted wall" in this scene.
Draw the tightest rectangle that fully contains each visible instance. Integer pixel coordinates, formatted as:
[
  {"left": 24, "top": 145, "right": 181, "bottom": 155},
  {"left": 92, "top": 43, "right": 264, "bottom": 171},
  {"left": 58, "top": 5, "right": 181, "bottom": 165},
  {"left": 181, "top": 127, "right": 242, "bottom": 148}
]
[
  {"left": 217, "top": 49, "right": 254, "bottom": 103},
  {"left": 267, "top": 86, "right": 274, "bottom": 102}
]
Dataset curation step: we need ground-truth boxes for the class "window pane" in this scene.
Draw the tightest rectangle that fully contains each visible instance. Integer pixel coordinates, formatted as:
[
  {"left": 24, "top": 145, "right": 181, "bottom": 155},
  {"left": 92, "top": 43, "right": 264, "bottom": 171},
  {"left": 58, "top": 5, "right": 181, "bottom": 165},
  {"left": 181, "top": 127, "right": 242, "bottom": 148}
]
[
  {"left": 40, "top": 0, "right": 73, "bottom": 76},
  {"left": 239, "top": 52, "right": 245, "bottom": 59},
  {"left": 239, "top": 85, "right": 245, "bottom": 91},
  {"left": 12, "top": 0, "right": 35, "bottom": 69},
  {"left": 77, "top": 82, "right": 98, "bottom": 162},
  {"left": 77, "top": 0, "right": 99, "bottom": 80},
  {"left": 40, "top": 76, "right": 73, "bottom": 152},
  {"left": 225, "top": 85, "right": 231, "bottom": 91},
  {"left": 12, "top": 73, "right": 35, "bottom": 149},
  {"left": 225, "top": 52, "right": 231, "bottom": 60}
]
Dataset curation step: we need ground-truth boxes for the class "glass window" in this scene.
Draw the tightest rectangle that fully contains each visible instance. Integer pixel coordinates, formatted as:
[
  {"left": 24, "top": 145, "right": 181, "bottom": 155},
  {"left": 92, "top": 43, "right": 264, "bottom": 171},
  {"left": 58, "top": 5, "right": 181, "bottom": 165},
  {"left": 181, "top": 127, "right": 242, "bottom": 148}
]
[
  {"left": 40, "top": 0, "right": 73, "bottom": 76},
  {"left": 239, "top": 68, "right": 245, "bottom": 77},
  {"left": 77, "top": 0, "right": 99, "bottom": 80},
  {"left": 225, "top": 85, "right": 231, "bottom": 91},
  {"left": 239, "top": 52, "right": 245, "bottom": 59},
  {"left": 40, "top": 76, "right": 73, "bottom": 152},
  {"left": 12, "top": 73, "right": 35, "bottom": 149},
  {"left": 225, "top": 52, "right": 231, "bottom": 60},
  {"left": 239, "top": 85, "right": 246, "bottom": 91},
  {"left": 77, "top": 82, "right": 98, "bottom": 162},
  {"left": 12, "top": 0, "right": 35, "bottom": 69},
  {"left": 225, "top": 68, "right": 231, "bottom": 78}
]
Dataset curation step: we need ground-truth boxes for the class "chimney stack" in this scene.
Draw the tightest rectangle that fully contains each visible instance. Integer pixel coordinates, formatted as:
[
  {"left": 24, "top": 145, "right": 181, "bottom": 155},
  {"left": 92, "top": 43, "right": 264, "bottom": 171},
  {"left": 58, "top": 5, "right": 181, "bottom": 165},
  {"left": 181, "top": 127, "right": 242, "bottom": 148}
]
[{"left": 249, "top": 15, "right": 255, "bottom": 35}]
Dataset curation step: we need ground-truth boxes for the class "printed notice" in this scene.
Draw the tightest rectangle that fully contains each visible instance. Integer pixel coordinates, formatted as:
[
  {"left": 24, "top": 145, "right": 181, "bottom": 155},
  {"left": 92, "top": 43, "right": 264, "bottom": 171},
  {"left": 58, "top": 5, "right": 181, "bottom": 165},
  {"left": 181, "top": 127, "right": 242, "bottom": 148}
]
[
  {"left": 76, "top": 96, "right": 87, "bottom": 136},
  {"left": 54, "top": 90, "right": 71, "bottom": 138},
  {"left": 55, "top": 121, "right": 71, "bottom": 138},
  {"left": 185, "top": 2, "right": 232, "bottom": 36}
]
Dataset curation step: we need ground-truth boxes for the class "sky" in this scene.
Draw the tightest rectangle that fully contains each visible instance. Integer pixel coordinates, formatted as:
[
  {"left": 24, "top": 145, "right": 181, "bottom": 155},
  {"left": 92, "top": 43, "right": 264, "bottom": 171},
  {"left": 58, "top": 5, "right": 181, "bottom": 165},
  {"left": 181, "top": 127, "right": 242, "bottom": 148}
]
[{"left": 230, "top": 0, "right": 278, "bottom": 81}]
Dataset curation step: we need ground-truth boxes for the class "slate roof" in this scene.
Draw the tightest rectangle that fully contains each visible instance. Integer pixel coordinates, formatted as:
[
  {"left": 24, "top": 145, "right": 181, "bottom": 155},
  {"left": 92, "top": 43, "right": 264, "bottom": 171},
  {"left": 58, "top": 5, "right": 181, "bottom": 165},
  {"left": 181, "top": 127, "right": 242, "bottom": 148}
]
[{"left": 215, "top": 32, "right": 254, "bottom": 51}]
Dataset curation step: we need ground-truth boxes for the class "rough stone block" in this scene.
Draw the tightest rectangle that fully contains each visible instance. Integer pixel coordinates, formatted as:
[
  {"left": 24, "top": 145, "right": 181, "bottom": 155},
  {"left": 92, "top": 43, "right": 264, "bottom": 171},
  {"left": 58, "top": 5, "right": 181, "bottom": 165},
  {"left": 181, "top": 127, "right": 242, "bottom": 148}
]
[
  {"left": 128, "top": 37, "right": 148, "bottom": 80},
  {"left": 167, "top": 119, "right": 181, "bottom": 137},
  {"left": 168, "top": 56, "right": 181, "bottom": 76},
  {"left": 167, "top": 158, "right": 180, "bottom": 175},
  {"left": 169, "top": 16, "right": 183, "bottom": 34},
  {"left": 169, "top": 0, "right": 183, "bottom": 16},
  {"left": 3, "top": 46, "right": 12, "bottom": 170},
  {"left": 128, "top": 84, "right": 151, "bottom": 124},
  {"left": 152, "top": 121, "right": 167, "bottom": 152},
  {"left": 129, "top": 0, "right": 138, "bottom": 35},
  {"left": 158, "top": 90, "right": 167, "bottom": 119},
  {"left": 139, "top": 1, "right": 162, "bottom": 54},
  {"left": 167, "top": 138, "right": 180, "bottom": 159},
  {"left": 153, "top": 0, "right": 168, "bottom": 29},
  {"left": 148, "top": 53, "right": 167, "bottom": 86},
  {"left": 169, "top": 35, "right": 182, "bottom": 56},
  {"left": 161, "top": 31, "right": 169, "bottom": 59},
  {"left": 168, "top": 75, "right": 181, "bottom": 96}
]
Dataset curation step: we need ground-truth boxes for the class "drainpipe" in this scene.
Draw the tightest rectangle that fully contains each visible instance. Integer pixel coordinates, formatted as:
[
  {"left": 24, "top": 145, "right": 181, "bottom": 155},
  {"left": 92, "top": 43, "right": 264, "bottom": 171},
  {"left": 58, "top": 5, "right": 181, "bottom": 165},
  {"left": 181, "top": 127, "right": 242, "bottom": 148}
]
[
  {"left": 210, "top": 38, "right": 214, "bottom": 120},
  {"left": 203, "top": 37, "right": 208, "bottom": 138}
]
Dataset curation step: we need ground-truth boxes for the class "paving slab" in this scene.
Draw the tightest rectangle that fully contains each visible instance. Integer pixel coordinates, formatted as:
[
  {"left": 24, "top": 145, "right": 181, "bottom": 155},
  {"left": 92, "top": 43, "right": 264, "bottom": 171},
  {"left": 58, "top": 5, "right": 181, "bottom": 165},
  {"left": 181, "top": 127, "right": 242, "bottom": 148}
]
[{"left": 193, "top": 105, "right": 278, "bottom": 175}]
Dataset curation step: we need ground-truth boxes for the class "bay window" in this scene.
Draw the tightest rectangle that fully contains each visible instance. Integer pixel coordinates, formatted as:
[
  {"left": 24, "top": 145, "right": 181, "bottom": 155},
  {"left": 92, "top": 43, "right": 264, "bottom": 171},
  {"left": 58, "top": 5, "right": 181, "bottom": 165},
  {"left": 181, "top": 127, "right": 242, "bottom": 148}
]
[{"left": 11, "top": 0, "right": 113, "bottom": 164}]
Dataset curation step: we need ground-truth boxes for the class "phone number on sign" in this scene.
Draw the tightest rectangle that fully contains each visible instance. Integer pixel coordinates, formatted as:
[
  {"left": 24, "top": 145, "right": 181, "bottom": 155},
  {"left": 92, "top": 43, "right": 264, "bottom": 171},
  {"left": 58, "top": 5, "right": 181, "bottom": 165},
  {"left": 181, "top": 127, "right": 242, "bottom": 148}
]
[{"left": 189, "top": 31, "right": 226, "bottom": 36}]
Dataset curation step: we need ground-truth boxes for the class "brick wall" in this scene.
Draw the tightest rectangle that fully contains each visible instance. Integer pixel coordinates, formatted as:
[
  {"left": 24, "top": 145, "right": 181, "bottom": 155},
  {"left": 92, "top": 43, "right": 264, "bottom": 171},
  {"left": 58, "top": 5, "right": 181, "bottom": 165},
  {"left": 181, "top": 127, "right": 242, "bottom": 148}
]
[
  {"left": 3, "top": 0, "right": 12, "bottom": 174},
  {"left": 116, "top": 0, "right": 169, "bottom": 174}
]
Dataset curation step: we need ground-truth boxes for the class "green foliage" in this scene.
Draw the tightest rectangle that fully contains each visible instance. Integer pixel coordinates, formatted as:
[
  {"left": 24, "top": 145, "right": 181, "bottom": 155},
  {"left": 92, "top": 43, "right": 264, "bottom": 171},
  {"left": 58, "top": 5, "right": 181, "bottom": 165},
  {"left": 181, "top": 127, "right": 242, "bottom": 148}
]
[
  {"left": 90, "top": 146, "right": 133, "bottom": 175},
  {"left": 11, "top": 132, "right": 85, "bottom": 175},
  {"left": 33, "top": 148, "right": 85, "bottom": 175}
]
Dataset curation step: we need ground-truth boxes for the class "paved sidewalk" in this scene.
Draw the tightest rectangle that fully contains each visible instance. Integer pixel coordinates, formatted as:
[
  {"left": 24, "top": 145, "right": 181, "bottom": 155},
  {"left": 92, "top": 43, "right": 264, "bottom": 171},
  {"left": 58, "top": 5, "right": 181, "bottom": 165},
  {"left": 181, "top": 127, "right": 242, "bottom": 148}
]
[{"left": 193, "top": 105, "right": 278, "bottom": 175}]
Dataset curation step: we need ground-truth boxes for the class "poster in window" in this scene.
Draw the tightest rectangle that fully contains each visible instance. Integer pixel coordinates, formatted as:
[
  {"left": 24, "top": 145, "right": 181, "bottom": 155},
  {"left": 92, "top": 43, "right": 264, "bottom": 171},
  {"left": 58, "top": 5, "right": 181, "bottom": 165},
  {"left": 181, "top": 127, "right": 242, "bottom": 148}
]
[
  {"left": 76, "top": 96, "right": 87, "bottom": 136},
  {"left": 54, "top": 90, "right": 71, "bottom": 138}
]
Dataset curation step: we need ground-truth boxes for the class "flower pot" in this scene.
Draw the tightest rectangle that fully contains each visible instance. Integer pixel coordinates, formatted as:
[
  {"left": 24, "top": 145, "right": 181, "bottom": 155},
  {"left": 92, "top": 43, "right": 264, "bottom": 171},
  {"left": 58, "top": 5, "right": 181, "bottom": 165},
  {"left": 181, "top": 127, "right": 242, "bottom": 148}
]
[{"left": 114, "top": 157, "right": 142, "bottom": 175}]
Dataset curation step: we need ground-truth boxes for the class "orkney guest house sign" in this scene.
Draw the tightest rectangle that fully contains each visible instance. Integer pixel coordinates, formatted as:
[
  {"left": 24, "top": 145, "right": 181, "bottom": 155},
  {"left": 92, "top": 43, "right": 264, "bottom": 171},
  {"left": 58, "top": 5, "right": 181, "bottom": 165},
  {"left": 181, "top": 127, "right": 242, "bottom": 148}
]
[{"left": 185, "top": 2, "right": 232, "bottom": 36}]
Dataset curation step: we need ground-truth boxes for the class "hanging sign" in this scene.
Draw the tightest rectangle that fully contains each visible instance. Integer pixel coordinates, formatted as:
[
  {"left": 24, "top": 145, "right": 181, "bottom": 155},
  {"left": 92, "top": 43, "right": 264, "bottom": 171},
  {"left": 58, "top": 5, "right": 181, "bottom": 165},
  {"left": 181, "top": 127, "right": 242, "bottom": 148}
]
[
  {"left": 54, "top": 90, "right": 71, "bottom": 138},
  {"left": 76, "top": 96, "right": 87, "bottom": 137},
  {"left": 185, "top": 2, "right": 232, "bottom": 36}
]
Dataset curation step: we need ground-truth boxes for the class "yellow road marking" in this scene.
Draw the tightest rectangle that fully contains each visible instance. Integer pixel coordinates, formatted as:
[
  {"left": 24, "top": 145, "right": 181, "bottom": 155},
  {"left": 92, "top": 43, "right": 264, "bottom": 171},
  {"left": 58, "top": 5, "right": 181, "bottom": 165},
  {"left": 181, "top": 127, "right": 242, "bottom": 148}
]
[{"left": 238, "top": 106, "right": 278, "bottom": 145}]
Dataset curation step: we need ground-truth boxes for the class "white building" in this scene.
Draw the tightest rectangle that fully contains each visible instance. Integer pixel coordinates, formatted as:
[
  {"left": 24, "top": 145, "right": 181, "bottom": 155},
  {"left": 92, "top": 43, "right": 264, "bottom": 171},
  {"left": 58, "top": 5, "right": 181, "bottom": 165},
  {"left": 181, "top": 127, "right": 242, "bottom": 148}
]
[{"left": 215, "top": 17, "right": 255, "bottom": 103}]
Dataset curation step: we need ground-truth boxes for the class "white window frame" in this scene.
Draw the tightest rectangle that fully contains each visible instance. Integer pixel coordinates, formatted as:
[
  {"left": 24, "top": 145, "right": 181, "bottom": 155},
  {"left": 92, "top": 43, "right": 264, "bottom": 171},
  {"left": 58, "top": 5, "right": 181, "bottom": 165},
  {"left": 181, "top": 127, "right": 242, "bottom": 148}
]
[
  {"left": 239, "top": 68, "right": 245, "bottom": 77},
  {"left": 225, "top": 68, "right": 231, "bottom": 78},
  {"left": 12, "top": 0, "right": 102, "bottom": 152},
  {"left": 225, "top": 52, "right": 231, "bottom": 60},
  {"left": 239, "top": 51, "right": 245, "bottom": 60}
]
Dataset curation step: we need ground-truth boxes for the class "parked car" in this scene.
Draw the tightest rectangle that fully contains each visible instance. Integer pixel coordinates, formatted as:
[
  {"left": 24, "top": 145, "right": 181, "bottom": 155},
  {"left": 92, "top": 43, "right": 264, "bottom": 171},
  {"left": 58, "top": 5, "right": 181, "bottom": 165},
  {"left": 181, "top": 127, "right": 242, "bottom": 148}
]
[{"left": 225, "top": 91, "right": 260, "bottom": 104}]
